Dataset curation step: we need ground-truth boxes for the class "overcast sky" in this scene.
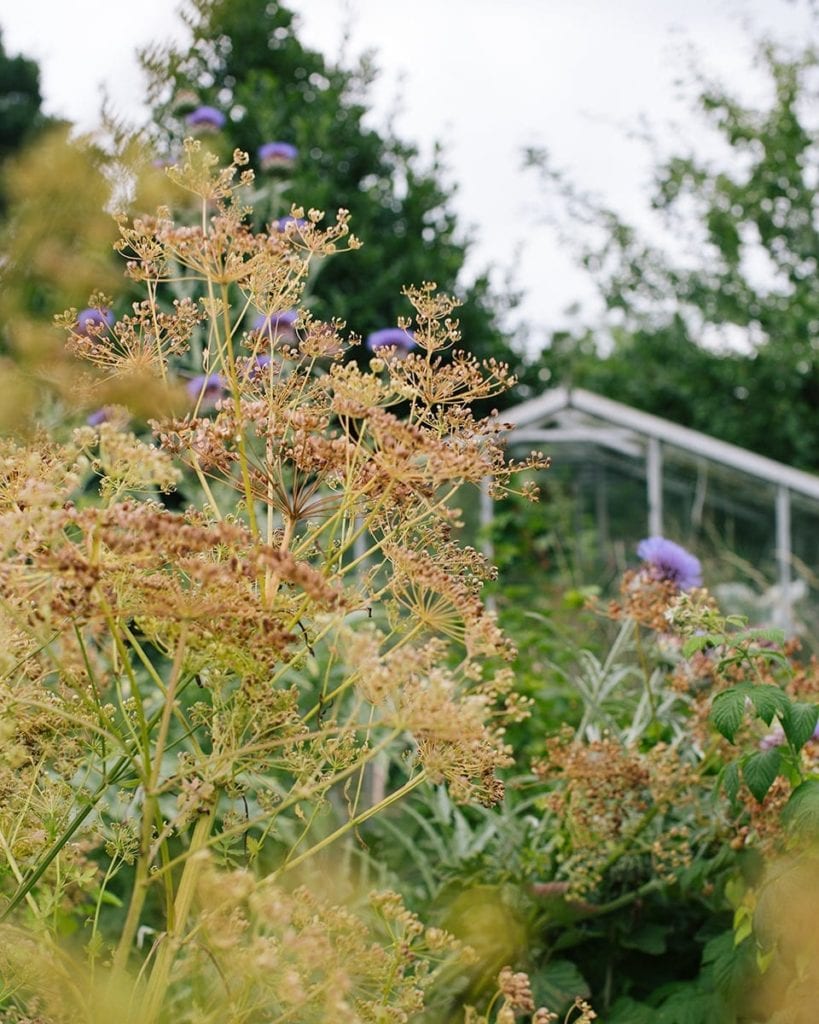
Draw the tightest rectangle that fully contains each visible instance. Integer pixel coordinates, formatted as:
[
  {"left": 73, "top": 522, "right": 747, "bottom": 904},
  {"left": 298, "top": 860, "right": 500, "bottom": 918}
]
[{"left": 0, "top": 0, "right": 814, "bottom": 346}]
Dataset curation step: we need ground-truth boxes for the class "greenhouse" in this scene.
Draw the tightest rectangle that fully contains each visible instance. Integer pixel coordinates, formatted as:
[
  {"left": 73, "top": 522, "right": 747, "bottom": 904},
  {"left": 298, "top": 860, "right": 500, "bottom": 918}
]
[{"left": 485, "top": 387, "right": 819, "bottom": 635}]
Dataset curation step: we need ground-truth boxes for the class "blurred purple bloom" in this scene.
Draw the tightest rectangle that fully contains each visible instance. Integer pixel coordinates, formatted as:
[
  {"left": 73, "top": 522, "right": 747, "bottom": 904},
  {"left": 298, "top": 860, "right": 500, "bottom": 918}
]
[
  {"left": 186, "top": 373, "right": 225, "bottom": 402},
  {"left": 258, "top": 142, "right": 298, "bottom": 170},
  {"left": 637, "top": 536, "right": 702, "bottom": 591},
  {"left": 185, "top": 106, "right": 226, "bottom": 132},
  {"left": 241, "top": 353, "right": 273, "bottom": 379},
  {"left": 253, "top": 310, "right": 298, "bottom": 340},
  {"left": 86, "top": 408, "right": 109, "bottom": 427},
  {"left": 760, "top": 720, "right": 819, "bottom": 750},
  {"left": 77, "top": 308, "right": 115, "bottom": 335},
  {"left": 759, "top": 725, "right": 786, "bottom": 751},
  {"left": 366, "top": 327, "right": 417, "bottom": 355},
  {"left": 274, "top": 216, "right": 309, "bottom": 233}
]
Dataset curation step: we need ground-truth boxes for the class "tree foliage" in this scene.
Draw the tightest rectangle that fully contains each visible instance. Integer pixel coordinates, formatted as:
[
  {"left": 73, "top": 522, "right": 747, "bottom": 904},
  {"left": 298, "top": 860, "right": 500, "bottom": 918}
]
[
  {"left": 530, "top": 34, "right": 819, "bottom": 469},
  {"left": 0, "top": 31, "right": 51, "bottom": 214},
  {"left": 139, "top": 0, "right": 526, "bottom": 396},
  {"left": 0, "top": 31, "right": 46, "bottom": 163}
]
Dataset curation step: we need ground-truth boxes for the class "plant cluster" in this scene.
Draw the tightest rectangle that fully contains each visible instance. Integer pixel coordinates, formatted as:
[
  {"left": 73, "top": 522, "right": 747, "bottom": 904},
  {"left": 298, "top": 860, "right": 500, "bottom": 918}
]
[
  {"left": 0, "top": 141, "right": 553, "bottom": 1022},
  {"left": 364, "top": 541, "right": 819, "bottom": 1023}
]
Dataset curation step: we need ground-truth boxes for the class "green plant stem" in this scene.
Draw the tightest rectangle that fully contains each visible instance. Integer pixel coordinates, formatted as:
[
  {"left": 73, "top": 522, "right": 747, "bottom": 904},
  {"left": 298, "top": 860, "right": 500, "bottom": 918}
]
[
  {"left": 274, "top": 770, "right": 427, "bottom": 878},
  {"left": 634, "top": 625, "right": 657, "bottom": 725},
  {"left": 150, "top": 729, "right": 405, "bottom": 883},
  {"left": 588, "top": 877, "right": 666, "bottom": 916},
  {"left": 112, "top": 629, "right": 188, "bottom": 974},
  {"left": 0, "top": 825, "right": 41, "bottom": 918},
  {"left": 0, "top": 755, "right": 135, "bottom": 921},
  {"left": 600, "top": 803, "right": 661, "bottom": 875},
  {"left": 221, "top": 279, "right": 259, "bottom": 536},
  {"left": 141, "top": 809, "right": 216, "bottom": 1023}
]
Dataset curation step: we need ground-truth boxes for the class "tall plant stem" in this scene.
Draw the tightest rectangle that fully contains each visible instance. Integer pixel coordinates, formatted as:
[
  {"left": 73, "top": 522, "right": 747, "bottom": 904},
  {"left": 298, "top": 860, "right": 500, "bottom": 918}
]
[
  {"left": 221, "top": 280, "right": 259, "bottom": 536},
  {"left": 141, "top": 809, "right": 216, "bottom": 1023},
  {"left": 112, "top": 629, "right": 189, "bottom": 975},
  {"left": 274, "top": 770, "right": 427, "bottom": 878}
]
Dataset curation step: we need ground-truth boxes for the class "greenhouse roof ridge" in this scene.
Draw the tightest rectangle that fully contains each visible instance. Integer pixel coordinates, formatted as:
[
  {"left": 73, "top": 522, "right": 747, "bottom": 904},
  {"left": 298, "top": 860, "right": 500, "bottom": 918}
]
[{"left": 504, "top": 386, "right": 819, "bottom": 502}]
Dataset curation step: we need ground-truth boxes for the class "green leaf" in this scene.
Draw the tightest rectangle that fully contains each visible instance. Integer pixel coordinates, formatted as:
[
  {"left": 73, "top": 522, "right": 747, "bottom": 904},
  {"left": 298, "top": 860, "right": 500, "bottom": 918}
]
[
  {"left": 710, "top": 688, "right": 747, "bottom": 742},
  {"left": 682, "top": 633, "right": 720, "bottom": 658},
  {"left": 781, "top": 779, "right": 819, "bottom": 838},
  {"left": 607, "top": 998, "right": 654, "bottom": 1024},
  {"left": 534, "top": 959, "right": 590, "bottom": 1011},
  {"left": 654, "top": 987, "right": 717, "bottom": 1024},
  {"left": 620, "top": 922, "right": 670, "bottom": 955},
  {"left": 735, "top": 628, "right": 785, "bottom": 647},
  {"left": 781, "top": 701, "right": 819, "bottom": 751},
  {"left": 733, "top": 907, "right": 752, "bottom": 946},
  {"left": 742, "top": 748, "right": 781, "bottom": 802},
  {"left": 748, "top": 685, "right": 790, "bottom": 726},
  {"left": 721, "top": 761, "right": 740, "bottom": 804}
]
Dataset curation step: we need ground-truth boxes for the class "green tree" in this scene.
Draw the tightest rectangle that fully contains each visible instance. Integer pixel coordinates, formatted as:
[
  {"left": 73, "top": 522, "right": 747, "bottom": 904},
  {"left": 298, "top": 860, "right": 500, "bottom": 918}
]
[
  {"left": 529, "top": 35, "right": 819, "bottom": 470},
  {"left": 140, "top": 0, "right": 528, "bottom": 398},
  {"left": 0, "top": 31, "right": 47, "bottom": 162},
  {"left": 0, "top": 31, "right": 52, "bottom": 216}
]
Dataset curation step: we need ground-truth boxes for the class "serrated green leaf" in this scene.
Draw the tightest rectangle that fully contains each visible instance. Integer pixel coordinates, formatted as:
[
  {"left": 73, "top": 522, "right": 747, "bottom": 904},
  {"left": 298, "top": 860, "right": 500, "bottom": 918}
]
[
  {"left": 742, "top": 748, "right": 781, "bottom": 802},
  {"left": 607, "top": 998, "right": 654, "bottom": 1024},
  {"left": 710, "top": 688, "right": 747, "bottom": 742},
  {"left": 722, "top": 761, "right": 740, "bottom": 804},
  {"left": 654, "top": 987, "right": 716, "bottom": 1024},
  {"left": 735, "top": 628, "right": 785, "bottom": 646},
  {"left": 781, "top": 701, "right": 819, "bottom": 751},
  {"left": 748, "top": 685, "right": 790, "bottom": 726},
  {"left": 533, "top": 959, "right": 589, "bottom": 1010},
  {"left": 781, "top": 778, "right": 819, "bottom": 838}
]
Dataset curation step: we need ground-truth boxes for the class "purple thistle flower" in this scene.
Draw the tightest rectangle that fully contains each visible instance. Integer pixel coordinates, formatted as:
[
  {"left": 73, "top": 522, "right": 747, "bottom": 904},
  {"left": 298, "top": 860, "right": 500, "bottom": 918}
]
[
  {"left": 253, "top": 310, "right": 298, "bottom": 342},
  {"left": 185, "top": 106, "right": 226, "bottom": 132},
  {"left": 186, "top": 373, "right": 225, "bottom": 403},
  {"left": 77, "top": 308, "right": 115, "bottom": 335},
  {"left": 258, "top": 142, "right": 298, "bottom": 171},
  {"left": 637, "top": 536, "right": 702, "bottom": 591},
  {"left": 366, "top": 327, "right": 417, "bottom": 356}
]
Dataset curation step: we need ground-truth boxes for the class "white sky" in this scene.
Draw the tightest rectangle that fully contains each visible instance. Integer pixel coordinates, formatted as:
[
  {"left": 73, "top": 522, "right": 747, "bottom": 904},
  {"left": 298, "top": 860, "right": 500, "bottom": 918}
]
[{"left": 0, "top": 0, "right": 814, "bottom": 347}]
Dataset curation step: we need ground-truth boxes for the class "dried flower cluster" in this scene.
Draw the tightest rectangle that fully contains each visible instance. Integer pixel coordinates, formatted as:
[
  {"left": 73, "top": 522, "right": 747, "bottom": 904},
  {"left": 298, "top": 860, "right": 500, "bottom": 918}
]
[{"left": 0, "top": 141, "right": 548, "bottom": 1021}]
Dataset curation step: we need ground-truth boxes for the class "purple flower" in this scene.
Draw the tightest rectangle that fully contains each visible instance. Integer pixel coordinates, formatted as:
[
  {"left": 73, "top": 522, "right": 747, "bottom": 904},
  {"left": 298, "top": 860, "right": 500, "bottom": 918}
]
[
  {"left": 240, "top": 353, "right": 273, "bottom": 380},
  {"left": 637, "top": 536, "right": 702, "bottom": 591},
  {"left": 760, "top": 720, "right": 819, "bottom": 750},
  {"left": 77, "top": 308, "right": 115, "bottom": 335},
  {"left": 274, "top": 216, "right": 309, "bottom": 233},
  {"left": 86, "top": 408, "right": 109, "bottom": 426},
  {"left": 253, "top": 310, "right": 298, "bottom": 341},
  {"left": 185, "top": 106, "right": 226, "bottom": 132},
  {"left": 186, "top": 373, "right": 225, "bottom": 403},
  {"left": 365, "top": 327, "right": 417, "bottom": 356},
  {"left": 258, "top": 142, "right": 298, "bottom": 170}
]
